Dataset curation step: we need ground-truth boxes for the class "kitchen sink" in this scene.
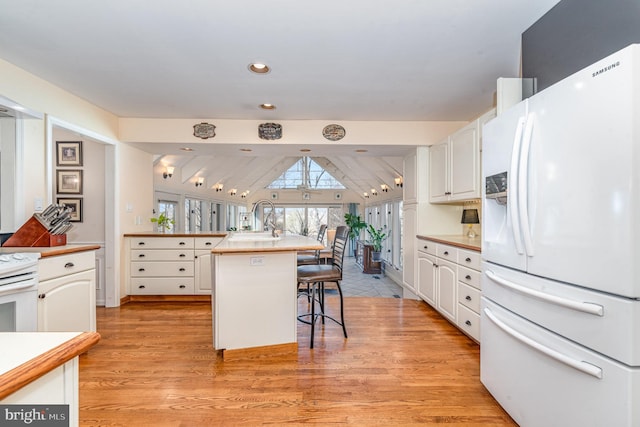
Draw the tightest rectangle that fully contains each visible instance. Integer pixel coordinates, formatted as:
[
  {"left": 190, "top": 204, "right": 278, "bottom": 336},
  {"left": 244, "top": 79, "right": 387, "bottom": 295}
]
[{"left": 227, "top": 232, "right": 280, "bottom": 242}]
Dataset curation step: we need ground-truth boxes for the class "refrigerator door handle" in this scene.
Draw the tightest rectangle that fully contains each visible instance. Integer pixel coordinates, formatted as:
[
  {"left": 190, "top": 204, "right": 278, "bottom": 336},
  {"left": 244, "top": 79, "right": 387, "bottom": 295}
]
[
  {"left": 518, "top": 112, "right": 535, "bottom": 256},
  {"left": 509, "top": 116, "right": 526, "bottom": 255},
  {"left": 486, "top": 270, "right": 604, "bottom": 316},
  {"left": 483, "top": 307, "right": 603, "bottom": 379}
]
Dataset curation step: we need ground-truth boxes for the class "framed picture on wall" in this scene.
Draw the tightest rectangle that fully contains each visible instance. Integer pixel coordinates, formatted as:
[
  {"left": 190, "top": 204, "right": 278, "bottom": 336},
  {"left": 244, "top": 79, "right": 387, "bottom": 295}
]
[
  {"left": 56, "top": 169, "right": 83, "bottom": 194},
  {"left": 56, "top": 141, "right": 83, "bottom": 166},
  {"left": 57, "top": 197, "right": 82, "bottom": 222}
]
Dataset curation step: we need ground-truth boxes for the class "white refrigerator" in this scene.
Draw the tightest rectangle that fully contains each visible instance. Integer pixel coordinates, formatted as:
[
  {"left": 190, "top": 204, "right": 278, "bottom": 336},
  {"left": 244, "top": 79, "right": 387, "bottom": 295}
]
[{"left": 481, "top": 44, "right": 640, "bottom": 427}]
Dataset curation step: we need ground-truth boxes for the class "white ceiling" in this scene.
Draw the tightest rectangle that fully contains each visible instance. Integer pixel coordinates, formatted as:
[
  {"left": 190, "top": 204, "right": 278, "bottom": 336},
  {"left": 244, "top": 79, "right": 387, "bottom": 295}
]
[{"left": 0, "top": 0, "right": 561, "bottom": 197}]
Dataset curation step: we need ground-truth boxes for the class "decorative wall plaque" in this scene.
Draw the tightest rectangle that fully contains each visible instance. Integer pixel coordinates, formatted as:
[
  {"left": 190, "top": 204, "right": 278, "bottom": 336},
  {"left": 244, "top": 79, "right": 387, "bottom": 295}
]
[
  {"left": 322, "top": 124, "right": 346, "bottom": 141},
  {"left": 258, "top": 122, "right": 283, "bottom": 140},
  {"left": 193, "top": 122, "right": 216, "bottom": 139}
]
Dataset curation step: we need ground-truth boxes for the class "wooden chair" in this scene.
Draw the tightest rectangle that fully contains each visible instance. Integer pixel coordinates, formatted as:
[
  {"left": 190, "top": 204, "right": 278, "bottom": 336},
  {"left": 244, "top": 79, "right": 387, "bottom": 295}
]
[{"left": 296, "top": 225, "right": 349, "bottom": 348}]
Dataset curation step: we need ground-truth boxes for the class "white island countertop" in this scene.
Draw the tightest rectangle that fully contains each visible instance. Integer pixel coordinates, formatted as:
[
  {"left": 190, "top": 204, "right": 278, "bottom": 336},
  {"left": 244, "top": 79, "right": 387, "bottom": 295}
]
[
  {"left": 212, "top": 232, "right": 323, "bottom": 254},
  {"left": 0, "top": 332, "right": 100, "bottom": 400}
]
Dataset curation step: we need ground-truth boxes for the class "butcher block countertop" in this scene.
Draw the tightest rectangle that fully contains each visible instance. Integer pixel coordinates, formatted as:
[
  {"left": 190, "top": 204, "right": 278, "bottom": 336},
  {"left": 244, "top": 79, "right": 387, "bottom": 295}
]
[
  {"left": 0, "top": 244, "right": 100, "bottom": 257},
  {"left": 417, "top": 235, "right": 481, "bottom": 252},
  {"left": 0, "top": 332, "right": 100, "bottom": 400},
  {"left": 212, "top": 233, "right": 323, "bottom": 254}
]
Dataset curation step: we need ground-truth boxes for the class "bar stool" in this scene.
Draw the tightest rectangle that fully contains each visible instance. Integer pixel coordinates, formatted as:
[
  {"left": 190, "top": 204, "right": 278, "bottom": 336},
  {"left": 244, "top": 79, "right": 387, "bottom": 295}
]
[{"left": 296, "top": 225, "right": 349, "bottom": 349}]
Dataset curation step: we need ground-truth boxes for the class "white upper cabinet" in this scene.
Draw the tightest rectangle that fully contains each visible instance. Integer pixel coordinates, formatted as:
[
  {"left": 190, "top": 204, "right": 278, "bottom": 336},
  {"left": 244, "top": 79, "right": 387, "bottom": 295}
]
[
  {"left": 403, "top": 146, "right": 429, "bottom": 204},
  {"left": 429, "top": 109, "right": 495, "bottom": 203}
]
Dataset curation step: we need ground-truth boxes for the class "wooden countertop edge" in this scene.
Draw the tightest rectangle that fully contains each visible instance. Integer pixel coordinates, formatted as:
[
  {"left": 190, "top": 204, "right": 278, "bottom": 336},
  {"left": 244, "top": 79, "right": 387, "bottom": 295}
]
[
  {"left": 416, "top": 235, "right": 481, "bottom": 252},
  {"left": 38, "top": 245, "right": 101, "bottom": 258},
  {"left": 213, "top": 244, "right": 324, "bottom": 254},
  {"left": 0, "top": 332, "right": 101, "bottom": 400},
  {"left": 123, "top": 233, "right": 227, "bottom": 238}
]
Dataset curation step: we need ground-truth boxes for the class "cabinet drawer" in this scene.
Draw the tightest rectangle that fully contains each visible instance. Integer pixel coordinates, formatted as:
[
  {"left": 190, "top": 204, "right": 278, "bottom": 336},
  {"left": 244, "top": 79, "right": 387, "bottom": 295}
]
[
  {"left": 130, "top": 278, "right": 195, "bottom": 295},
  {"left": 130, "top": 262, "right": 194, "bottom": 277},
  {"left": 457, "top": 304, "right": 480, "bottom": 342},
  {"left": 39, "top": 251, "right": 95, "bottom": 281},
  {"left": 458, "top": 249, "right": 481, "bottom": 271},
  {"left": 436, "top": 244, "right": 457, "bottom": 261},
  {"left": 417, "top": 239, "right": 436, "bottom": 256},
  {"left": 130, "top": 249, "right": 194, "bottom": 261},
  {"left": 195, "top": 237, "right": 223, "bottom": 250},
  {"left": 129, "top": 237, "right": 194, "bottom": 249},
  {"left": 458, "top": 265, "right": 481, "bottom": 290},
  {"left": 458, "top": 281, "right": 481, "bottom": 313}
]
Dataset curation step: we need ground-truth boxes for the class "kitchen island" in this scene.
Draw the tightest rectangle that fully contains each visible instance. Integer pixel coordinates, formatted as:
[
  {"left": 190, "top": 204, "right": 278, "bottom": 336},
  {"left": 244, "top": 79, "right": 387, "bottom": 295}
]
[{"left": 211, "top": 232, "right": 323, "bottom": 356}]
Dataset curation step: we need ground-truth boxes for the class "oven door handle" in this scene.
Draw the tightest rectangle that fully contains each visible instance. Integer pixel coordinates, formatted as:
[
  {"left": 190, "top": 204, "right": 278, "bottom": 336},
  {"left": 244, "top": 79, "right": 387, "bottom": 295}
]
[
  {"left": 0, "top": 280, "right": 37, "bottom": 295},
  {"left": 483, "top": 307, "right": 603, "bottom": 379},
  {"left": 486, "top": 270, "right": 604, "bottom": 316}
]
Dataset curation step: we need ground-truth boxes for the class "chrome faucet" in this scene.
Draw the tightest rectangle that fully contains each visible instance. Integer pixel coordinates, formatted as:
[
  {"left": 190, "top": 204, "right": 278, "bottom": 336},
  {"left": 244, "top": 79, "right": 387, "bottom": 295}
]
[{"left": 251, "top": 199, "right": 278, "bottom": 237}]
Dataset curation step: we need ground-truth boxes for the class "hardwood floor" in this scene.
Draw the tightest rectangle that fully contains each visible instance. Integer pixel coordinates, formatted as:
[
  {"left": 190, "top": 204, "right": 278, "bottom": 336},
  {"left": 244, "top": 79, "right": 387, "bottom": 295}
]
[{"left": 79, "top": 296, "right": 516, "bottom": 426}]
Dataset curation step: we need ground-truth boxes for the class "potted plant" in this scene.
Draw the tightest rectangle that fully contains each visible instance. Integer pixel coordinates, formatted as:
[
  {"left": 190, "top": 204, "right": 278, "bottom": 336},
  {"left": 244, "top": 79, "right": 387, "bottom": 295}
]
[
  {"left": 344, "top": 213, "right": 367, "bottom": 256},
  {"left": 150, "top": 212, "right": 175, "bottom": 233},
  {"left": 366, "top": 224, "right": 389, "bottom": 262}
]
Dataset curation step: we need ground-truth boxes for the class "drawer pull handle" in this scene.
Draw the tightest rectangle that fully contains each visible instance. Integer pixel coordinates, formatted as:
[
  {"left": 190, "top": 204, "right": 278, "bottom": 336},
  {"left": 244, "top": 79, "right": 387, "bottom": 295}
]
[
  {"left": 466, "top": 257, "right": 472, "bottom": 262},
  {"left": 179, "top": 285, "right": 186, "bottom": 289},
  {"left": 465, "top": 320, "right": 472, "bottom": 326},
  {"left": 205, "top": 242, "right": 212, "bottom": 246},
  {"left": 465, "top": 295, "right": 472, "bottom": 301},
  {"left": 138, "top": 268, "right": 145, "bottom": 272},
  {"left": 64, "top": 262, "right": 74, "bottom": 268},
  {"left": 138, "top": 285, "right": 146, "bottom": 289},
  {"left": 179, "top": 254, "right": 186, "bottom": 258},
  {"left": 179, "top": 268, "right": 186, "bottom": 272},
  {"left": 138, "top": 254, "right": 145, "bottom": 258},
  {"left": 138, "top": 242, "right": 145, "bottom": 246},
  {"left": 423, "top": 245, "right": 428, "bottom": 249},
  {"left": 465, "top": 275, "right": 472, "bottom": 280},
  {"left": 443, "top": 251, "right": 449, "bottom": 256},
  {"left": 179, "top": 242, "right": 186, "bottom": 246},
  {"left": 38, "top": 293, "right": 46, "bottom": 299}
]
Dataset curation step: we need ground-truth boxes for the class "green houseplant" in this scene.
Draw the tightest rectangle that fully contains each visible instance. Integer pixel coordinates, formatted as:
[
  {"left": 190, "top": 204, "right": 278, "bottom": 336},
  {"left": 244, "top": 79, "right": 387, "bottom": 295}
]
[
  {"left": 366, "top": 224, "right": 389, "bottom": 261},
  {"left": 344, "top": 213, "right": 367, "bottom": 256},
  {"left": 150, "top": 212, "right": 175, "bottom": 232}
]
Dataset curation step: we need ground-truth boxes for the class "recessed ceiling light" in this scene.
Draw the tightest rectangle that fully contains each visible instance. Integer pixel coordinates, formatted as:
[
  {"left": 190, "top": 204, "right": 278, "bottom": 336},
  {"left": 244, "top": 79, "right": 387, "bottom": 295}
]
[
  {"left": 260, "top": 103, "right": 276, "bottom": 110},
  {"left": 180, "top": 147, "right": 194, "bottom": 152},
  {"left": 240, "top": 148, "right": 253, "bottom": 152},
  {"left": 248, "top": 63, "right": 270, "bottom": 74},
  {"left": 300, "top": 148, "right": 311, "bottom": 152}
]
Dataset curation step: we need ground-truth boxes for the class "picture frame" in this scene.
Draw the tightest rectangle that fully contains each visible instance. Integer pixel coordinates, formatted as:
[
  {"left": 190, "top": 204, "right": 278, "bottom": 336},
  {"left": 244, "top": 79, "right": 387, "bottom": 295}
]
[
  {"left": 56, "top": 141, "right": 83, "bottom": 166},
  {"left": 57, "top": 198, "right": 83, "bottom": 222},
  {"left": 56, "top": 169, "right": 83, "bottom": 194}
]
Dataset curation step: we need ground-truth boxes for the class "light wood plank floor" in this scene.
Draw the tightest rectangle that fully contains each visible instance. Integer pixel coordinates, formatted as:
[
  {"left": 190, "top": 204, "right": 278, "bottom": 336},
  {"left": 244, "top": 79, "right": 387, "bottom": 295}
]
[{"left": 79, "top": 296, "right": 516, "bottom": 426}]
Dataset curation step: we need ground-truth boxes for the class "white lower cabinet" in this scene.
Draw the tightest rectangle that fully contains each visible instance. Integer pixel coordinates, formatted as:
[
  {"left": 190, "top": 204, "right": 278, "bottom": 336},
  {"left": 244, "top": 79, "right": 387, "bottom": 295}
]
[
  {"left": 417, "top": 238, "right": 481, "bottom": 342},
  {"left": 126, "top": 235, "right": 222, "bottom": 295},
  {"left": 38, "top": 251, "right": 97, "bottom": 332}
]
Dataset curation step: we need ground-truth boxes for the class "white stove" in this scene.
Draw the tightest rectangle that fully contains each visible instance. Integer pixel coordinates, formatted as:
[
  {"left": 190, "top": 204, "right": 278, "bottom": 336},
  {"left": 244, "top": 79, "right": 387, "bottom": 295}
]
[{"left": 0, "top": 252, "right": 40, "bottom": 332}]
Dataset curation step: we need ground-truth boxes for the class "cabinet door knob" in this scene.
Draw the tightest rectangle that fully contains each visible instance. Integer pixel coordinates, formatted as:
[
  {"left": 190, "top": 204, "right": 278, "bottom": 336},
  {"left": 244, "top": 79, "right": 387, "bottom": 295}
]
[
  {"left": 179, "top": 242, "right": 186, "bottom": 246},
  {"left": 64, "top": 262, "right": 75, "bottom": 268},
  {"left": 179, "top": 285, "right": 186, "bottom": 289},
  {"left": 443, "top": 251, "right": 449, "bottom": 256},
  {"left": 423, "top": 245, "right": 428, "bottom": 249},
  {"left": 465, "top": 275, "right": 472, "bottom": 280},
  {"left": 138, "top": 285, "right": 146, "bottom": 289},
  {"left": 38, "top": 293, "right": 46, "bottom": 299},
  {"left": 138, "top": 268, "right": 145, "bottom": 272},
  {"left": 138, "top": 242, "right": 145, "bottom": 246},
  {"left": 465, "top": 295, "right": 472, "bottom": 301},
  {"left": 466, "top": 257, "right": 472, "bottom": 262},
  {"left": 465, "top": 320, "right": 472, "bottom": 326},
  {"left": 179, "top": 268, "right": 186, "bottom": 272},
  {"left": 205, "top": 242, "right": 212, "bottom": 246},
  {"left": 138, "top": 254, "right": 145, "bottom": 258}
]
